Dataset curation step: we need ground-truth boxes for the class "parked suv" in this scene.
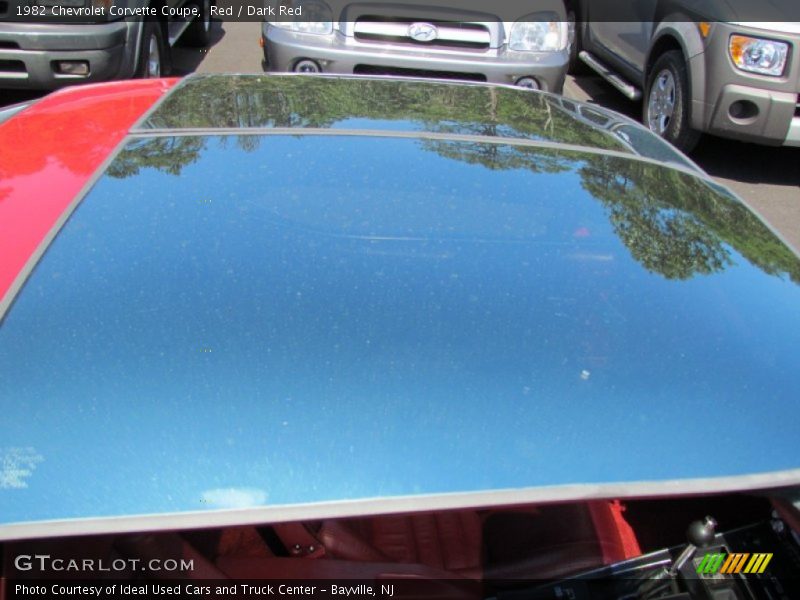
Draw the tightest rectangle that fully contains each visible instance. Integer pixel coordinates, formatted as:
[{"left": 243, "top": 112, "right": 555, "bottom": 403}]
[
  {"left": 569, "top": 1, "right": 800, "bottom": 150},
  {"left": 261, "top": 0, "right": 570, "bottom": 92},
  {"left": 0, "top": 0, "right": 212, "bottom": 89}
]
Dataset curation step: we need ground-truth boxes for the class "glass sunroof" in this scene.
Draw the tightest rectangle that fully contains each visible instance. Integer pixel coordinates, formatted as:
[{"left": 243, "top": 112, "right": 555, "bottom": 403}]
[{"left": 1, "top": 133, "right": 798, "bottom": 528}]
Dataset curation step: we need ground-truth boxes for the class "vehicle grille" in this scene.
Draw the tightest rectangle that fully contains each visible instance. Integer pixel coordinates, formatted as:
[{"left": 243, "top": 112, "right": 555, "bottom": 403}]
[
  {"left": 353, "top": 64, "right": 486, "bottom": 82},
  {"left": 0, "top": 59, "right": 25, "bottom": 73},
  {"left": 0, "top": 2, "right": 7, "bottom": 17},
  {"left": 353, "top": 17, "right": 491, "bottom": 50},
  {"left": 0, "top": 41, "right": 20, "bottom": 49}
]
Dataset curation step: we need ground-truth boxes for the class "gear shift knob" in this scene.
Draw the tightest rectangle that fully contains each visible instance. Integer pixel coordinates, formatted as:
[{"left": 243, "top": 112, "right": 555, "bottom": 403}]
[
  {"left": 668, "top": 515, "right": 718, "bottom": 578},
  {"left": 687, "top": 516, "right": 718, "bottom": 548}
]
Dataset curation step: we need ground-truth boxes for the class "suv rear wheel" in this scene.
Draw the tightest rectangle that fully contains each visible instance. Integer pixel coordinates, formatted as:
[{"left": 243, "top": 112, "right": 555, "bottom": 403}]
[{"left": 643, "top": 50, "right": 699, "bottom": 153}]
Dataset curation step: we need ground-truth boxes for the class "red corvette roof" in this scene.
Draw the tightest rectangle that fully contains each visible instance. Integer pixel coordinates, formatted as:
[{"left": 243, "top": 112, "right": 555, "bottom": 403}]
[{"left": 0, "top": 78, "right": 177, "bottom": 311}]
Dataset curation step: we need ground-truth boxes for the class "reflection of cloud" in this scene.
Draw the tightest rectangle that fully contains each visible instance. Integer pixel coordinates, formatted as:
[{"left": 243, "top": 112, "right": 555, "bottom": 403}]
[
  {"left": 567, "top": 253, "right": 614, "bottom": 262},
  {"left": 0, "top": 447, "right": 43, "bottom": 489},
  {"left": 201, "top": 487, "right": 267, "bottom": 509}
]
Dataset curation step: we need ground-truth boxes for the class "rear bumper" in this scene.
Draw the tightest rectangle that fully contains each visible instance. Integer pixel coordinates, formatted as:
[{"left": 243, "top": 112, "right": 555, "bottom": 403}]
[
  {"left": 0, "top": 21, "right": 137, "bottom": 90},
  {"left": 262, "top": 25, "right": 568, "bottom": 93}
]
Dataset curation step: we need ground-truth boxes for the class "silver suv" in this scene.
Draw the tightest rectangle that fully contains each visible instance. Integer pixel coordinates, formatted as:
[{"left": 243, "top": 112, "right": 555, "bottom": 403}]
[
  {"left": 569, "top": 1, "right": 800, "bottom": 150},
  {"left": 261, "top": 1, "right": 570, "bottom": 92}
]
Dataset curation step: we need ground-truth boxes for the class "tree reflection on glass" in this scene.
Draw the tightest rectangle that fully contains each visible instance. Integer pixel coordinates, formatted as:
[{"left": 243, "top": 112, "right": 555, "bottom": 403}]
[
  {"left": 108, "top": 76, "right": 799, "bottom": 285},
  {"left": 577, "top": 155, "right": 799, "bottom": 283}
]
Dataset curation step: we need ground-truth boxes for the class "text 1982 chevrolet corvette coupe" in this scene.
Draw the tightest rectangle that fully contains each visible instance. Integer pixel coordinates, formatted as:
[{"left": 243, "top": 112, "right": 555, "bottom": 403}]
[{"left": 0, "top": 75, "right": 799, "bottom": 599}]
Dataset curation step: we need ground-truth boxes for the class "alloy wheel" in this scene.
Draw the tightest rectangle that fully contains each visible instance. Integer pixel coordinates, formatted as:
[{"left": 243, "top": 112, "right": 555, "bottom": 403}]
[
  {"left": 147, "top": 34, "right": 161, "bottom": 78},
  {"left": 647, "top": 69, "right": 676, "bottom": 135}
]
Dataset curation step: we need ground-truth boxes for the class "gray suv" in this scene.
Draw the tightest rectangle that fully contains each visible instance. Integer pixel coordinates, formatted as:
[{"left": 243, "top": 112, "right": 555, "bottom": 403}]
[
  {"left": 0, "top": 0, "right": 211, "bottom": 90},
  {"left": 569, "top": 1, "right": 800, "bottom": 150},
  {"left": 261, "top": 1, "right": 570, "bottom": 93}
]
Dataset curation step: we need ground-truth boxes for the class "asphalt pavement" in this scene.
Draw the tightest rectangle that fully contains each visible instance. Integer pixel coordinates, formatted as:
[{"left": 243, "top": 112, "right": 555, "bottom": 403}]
[{"left": 5, "top": 19, "right": 799, "bottom": 252}]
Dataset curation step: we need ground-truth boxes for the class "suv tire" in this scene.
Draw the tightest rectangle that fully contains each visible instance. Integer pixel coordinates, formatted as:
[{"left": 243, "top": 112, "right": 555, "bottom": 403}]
[
  {"left": 182, "top": 0, "right": 211, "bottom": 47},
  {"left": 136, "top": 21, "right": 168, "bottom": 78},
  {"left": 566, "top": 8, "right": 588, "bottom": 74},
  {"left": 643, "top": 50, "right": 700, "bottom": 153}
]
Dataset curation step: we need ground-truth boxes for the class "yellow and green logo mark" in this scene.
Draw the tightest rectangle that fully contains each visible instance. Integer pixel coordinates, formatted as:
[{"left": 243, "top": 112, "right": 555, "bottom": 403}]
[{"left": 697, "top": 552, "right": 773, "bottom": 575}]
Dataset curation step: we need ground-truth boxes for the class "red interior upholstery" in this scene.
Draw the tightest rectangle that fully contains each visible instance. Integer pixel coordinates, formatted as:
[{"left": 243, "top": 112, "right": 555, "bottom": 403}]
[
  {"left": 2, "top": 502, "right": 637, "bottom": 589},
  {"left": 480, "top": 501, "right": 628, "bottom": 579},
  {"left": 591, "top": 500, "right": 641, "bottom": 561},
  {"left": 320, "top": 511, "right": 483, "bottom": 577},
  {"left": 268, "top": 501, "right": 635, "bottom": 581},
  {"left": 113, "top": 533, "right": 230, "bottom": 580}
]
